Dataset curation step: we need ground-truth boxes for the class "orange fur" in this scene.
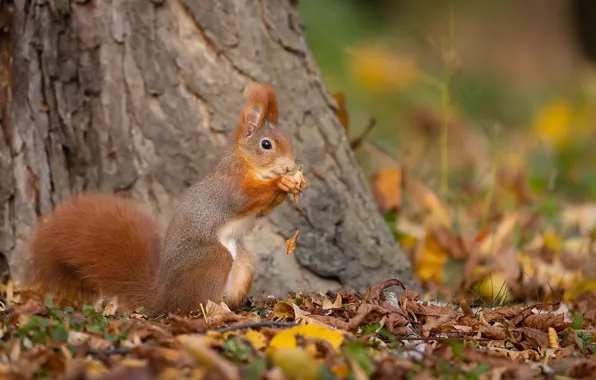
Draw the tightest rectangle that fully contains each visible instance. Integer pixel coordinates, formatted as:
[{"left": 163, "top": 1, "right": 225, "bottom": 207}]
[
  {"left": 236, "top": 83, "right": 280, "bottom": 140},
  {"left": 151, "top": 243, "right": 233, "bottom": 316},
  {"left": 25, "top": 194, "right": 160, "bottom": 310}
]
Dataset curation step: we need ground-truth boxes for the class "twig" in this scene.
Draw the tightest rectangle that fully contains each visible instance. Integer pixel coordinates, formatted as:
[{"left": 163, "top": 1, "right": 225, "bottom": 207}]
[
  {"left": 398, "top": 336, "right": 492, "bottom": 342},
  {"left": 0, "top": 307, "right": 14, "bottom": 318},
  {"left": 350, "top": 118, "right": 377, "bottom": 150},
  {"left": 88, "top": 347, "right": 132, "bottom": 356},
  {"left": 214, "top": 321, "right": 299, "bottom": 333}
]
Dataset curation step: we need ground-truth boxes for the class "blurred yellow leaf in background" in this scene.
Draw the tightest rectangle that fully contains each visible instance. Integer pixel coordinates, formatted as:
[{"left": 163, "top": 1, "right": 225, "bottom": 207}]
[
  {"left": 415, "top": 231, "right": 449, "bottom": 285},
  {"left": 370, "top": 168, "right": 402, "bottom": 213},
  {"left": 563, "top": 279, "right": 596, "bottom": 303},
  {"left": 348, "top": 43, "right": 418, "bottom": 93},
  {"left": 532, "top": 98, "right": 571, "bottom": 148},
  {"left": 531, "top": 98, "right": 594, "bottom": 149}
]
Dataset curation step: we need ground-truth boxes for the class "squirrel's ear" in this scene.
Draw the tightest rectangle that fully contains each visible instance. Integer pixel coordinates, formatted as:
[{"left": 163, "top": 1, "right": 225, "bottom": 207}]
[{"left": 238, "top": 106, "right": 262, "bottom": 139}]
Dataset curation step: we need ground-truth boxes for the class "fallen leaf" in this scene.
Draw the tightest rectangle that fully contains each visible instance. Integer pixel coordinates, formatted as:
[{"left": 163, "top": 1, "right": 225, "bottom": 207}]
[
  {"left": 102, "top": 301, "right": 115, "bottom": 316},
  {"left": 269, "top": 347, "right": 321, "bottom": 380},
  {"left": 407, "top": 179, "right": 451, "bottom": 228},
  {"left": 243, "top": 330, "right": 267, "bottom": 350},
  {"left": 286, "top": 230, "right": 299, "bottom": 255},
  {"left": 177, "top": 334, "right": 240, "bottom": 380},
  {"left": 269, "top": 325, "right": 344, "bottom": 351},
  {"left": 414, "top": 231, "right": 450, "bottom": 285},
  {"left": 548, "top": 327, "right": 560, "bottom": 349},
  {"left": 370, "top": 168, "right": 402, "bottom": 213},
  {"left": 513, "top": 327, "right": 550, "bottom": 350},
  {"left": 322, "top": 293, "right": 343, "bottom": 311},
  {"left": 333, "top": 92, "right": 350, "bottom": 136},
  {"left": 521, "top": 313, "right": 568, "bottom": 332},
  {"left": 273, "top": 301, "right": 295, "bottom": 320}
]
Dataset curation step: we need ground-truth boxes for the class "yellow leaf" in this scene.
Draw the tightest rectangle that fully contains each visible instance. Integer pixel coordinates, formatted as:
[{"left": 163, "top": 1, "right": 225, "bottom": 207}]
[
  {"left": 472, "top": 271, "right": 512, "bottom": 304},
  {"left": 414, "top": 231, "right": 449, "bottom": 284},
  {"left": 532, "top": 98, "right": 571, "bottom": 148},
  {"left": 517, "top": 252, "right": 536, "bottom": 278},
  {"left": 347, "top": 43, "right": 418, "bottom": 93},
  {"left": 548, "top": 327, "right": 560, "bottom": 349},
  {"left": 563, "top": 279, "right": 596, "bottom": 303},
  {"left": 243, "top": 330, "right": 267, "bottom": 350},
  {"left": 269, "top": 325, "right": 344, "bottom": 351},
  {"left": 269, "top": 347, "right": 321, "bottom": 380},
  {"left": 542, "top": 229, "right": 563, "bottom": 258}
]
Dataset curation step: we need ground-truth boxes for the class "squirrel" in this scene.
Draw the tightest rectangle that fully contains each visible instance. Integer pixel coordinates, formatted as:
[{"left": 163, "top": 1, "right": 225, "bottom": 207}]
[{"left": 22, "top": 83, "right": 302, "bottom": 317}]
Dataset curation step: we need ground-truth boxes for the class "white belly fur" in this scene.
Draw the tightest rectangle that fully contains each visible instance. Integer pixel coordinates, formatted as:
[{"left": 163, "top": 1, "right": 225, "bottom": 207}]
[
  {"left": 217, "top": 216, "right": 256, "bottom": 260},
  {"left": 217, "top": 216, "right": 257, "bottom": 295}
]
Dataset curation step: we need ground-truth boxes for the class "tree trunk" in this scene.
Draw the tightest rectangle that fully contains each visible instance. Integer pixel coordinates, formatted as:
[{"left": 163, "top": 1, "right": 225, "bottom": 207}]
[{"left": 0, "top": 0, "right": 417, "bottom": 298}]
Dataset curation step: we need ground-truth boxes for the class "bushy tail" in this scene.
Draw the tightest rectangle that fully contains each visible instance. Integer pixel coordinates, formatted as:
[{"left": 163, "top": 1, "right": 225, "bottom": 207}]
[{"left": 24, "top": 193, "right": 161, "bottom": 311}]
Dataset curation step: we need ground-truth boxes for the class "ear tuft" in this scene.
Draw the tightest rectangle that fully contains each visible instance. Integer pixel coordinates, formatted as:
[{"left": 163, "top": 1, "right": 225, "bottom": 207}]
[
  {"left": 243, "top": 107, "right": 262, "bottom": 137},
  {"left": 236, "top": 82, "right": 279, "bottom": 140}
]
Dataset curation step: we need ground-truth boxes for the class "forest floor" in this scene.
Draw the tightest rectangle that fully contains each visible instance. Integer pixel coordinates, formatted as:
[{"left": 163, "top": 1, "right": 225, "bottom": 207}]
[{"left": 0, "top": 277, "right": 595, "bottom": 379}]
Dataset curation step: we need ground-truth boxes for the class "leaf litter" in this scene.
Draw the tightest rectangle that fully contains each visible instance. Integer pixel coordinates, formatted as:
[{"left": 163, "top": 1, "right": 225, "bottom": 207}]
[{"left": 1, "top": 277, "right": 596, "bottom": 379}]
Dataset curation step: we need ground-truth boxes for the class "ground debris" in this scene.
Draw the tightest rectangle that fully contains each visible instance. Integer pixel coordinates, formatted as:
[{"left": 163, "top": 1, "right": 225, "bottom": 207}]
[{"left": 1, "top": 278, "right": 595, "bottom": 379}]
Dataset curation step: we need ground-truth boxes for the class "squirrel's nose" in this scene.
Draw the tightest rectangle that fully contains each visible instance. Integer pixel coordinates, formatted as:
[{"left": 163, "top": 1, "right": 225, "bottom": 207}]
[{"left": 285, "top": 161, "right": 296, "bottom": 173}]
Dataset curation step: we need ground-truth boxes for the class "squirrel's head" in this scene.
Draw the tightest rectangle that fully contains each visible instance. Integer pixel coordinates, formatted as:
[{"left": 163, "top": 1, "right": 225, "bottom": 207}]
[{"left": 236, "top": 83, "right": 296, "bottom": 179}]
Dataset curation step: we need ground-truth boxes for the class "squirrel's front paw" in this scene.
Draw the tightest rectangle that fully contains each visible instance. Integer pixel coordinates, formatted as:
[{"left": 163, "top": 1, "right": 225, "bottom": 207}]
[{"left": 278, "top": 174, "right": 300, "bottom": 194}]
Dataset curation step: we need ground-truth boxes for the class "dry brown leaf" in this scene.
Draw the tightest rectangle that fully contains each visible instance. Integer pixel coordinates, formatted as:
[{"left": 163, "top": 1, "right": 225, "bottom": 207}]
[
  {"left": 478, "top": 326, "right": 507, "bottom": 340},
  {"left": 406, "top": 179, "right": 451, "bottom": 228},
  {"left": 273, "top": 301, "right": 295, "bottom": 320},
  {"left": 321, "top": 297, "right": 334, "bottom": 311},
  {"left": 291, "top": 166, "right": 310, "bottom": 212},
  {"left": 511, "top": 306, "right": 536, "bottom": 326},
  {"left": 422, "top": 313, "right": 458, "bottom": 335},
  {"left": 482, "top": 306, "right": 523, "bottom": 323},
  {"left": 370, "top": 168, "right": 402, "bottom": 213},
  {"left": 332, "top": 293, "right": 343, "bottom": 309},
  {"left": 513, "top": 327, "right": 550, "bottom": 349},
  {"left": 521, "top": 313, "right": 568, "bottom": 332},
  {"left": 285, "top": 230, "right": 299, "bottom": 255},
  {"left": 333, "top": 92, "right": 350, "bottom": 136}
]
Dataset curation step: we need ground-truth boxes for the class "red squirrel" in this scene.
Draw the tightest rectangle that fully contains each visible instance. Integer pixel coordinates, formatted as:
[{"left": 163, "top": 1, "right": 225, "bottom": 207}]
[{"left": 23, "top": 83, "right": 301, "bottom": 317}]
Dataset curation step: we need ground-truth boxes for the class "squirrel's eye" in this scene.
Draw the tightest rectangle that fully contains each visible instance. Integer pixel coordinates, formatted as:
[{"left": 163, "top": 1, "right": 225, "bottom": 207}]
[{"left": 261, "top": 139, "right": 272, "bottom": 150}]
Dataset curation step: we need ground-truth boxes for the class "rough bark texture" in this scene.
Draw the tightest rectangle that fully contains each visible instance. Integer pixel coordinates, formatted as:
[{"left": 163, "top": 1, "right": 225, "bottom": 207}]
[{"left": 0, "top": 0, "right": 417, "bottom": 297}]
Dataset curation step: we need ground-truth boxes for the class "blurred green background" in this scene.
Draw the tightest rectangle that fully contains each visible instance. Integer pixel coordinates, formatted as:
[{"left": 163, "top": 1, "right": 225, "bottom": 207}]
[{"left": 299, "top": 0, "right": 596, "bottom": 203}]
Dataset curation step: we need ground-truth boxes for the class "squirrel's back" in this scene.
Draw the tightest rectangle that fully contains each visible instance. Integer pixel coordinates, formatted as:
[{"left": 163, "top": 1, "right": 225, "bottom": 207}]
[{"left": 24, "top": 193, "right": 161, "bottom": 311}]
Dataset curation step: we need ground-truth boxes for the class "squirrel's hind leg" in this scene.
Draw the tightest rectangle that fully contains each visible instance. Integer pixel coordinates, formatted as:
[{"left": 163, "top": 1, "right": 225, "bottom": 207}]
[{"left": 224, "top": 245, "right": 257, "bottom": 310}]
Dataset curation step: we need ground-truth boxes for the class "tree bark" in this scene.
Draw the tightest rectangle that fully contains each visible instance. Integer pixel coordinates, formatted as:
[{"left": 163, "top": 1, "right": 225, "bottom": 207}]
[{"left": 0, "top": 0, "right": 417, "bottom": 297}]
